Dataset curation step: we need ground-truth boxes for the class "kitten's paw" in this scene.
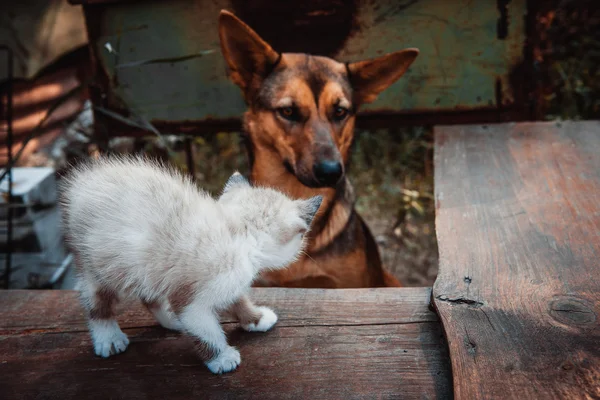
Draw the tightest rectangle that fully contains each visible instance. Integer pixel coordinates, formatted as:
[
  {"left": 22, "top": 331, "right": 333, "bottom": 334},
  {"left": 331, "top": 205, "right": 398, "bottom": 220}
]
[
  {"left": 242, "top": 306, "right": 278, "bottom": 332},
  {"left": 93, "top": 330, "right": 129, "bottom": 358},
  {"left": 206, "top": 346, "right": 241, "bottom": 374},
  {"left": 90, "top": 320, "right": 129, "bottom": 358}
]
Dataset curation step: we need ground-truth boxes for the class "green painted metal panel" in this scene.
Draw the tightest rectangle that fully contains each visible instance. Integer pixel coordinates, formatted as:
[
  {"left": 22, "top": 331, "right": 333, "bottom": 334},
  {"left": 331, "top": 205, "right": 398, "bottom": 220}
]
[{"left": 82, "top": 0, "right": 528, "bottom": 131}]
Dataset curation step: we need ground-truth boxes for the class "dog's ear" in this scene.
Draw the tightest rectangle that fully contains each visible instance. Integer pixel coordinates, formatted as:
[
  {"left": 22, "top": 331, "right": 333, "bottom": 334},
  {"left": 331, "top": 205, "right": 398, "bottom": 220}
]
[
  {"left": 222, "top": 171, "right": 250, "bottom": 195},
  {"left": 347, "top": 48, "right": 419, "bottom": 105},
  {"left": 218, "top": 10, "right": 280, "bottom": 99}
]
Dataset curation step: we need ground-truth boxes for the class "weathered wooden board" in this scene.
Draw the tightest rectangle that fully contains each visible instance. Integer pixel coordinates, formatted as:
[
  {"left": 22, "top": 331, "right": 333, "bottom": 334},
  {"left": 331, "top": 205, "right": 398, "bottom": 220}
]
[
  {"left": 72, "top": 0, "right": 529, "bottom": 133},
  {"left": 0, "top": 0, "right": 87, "bottom": 80},
  {"left": 433, "top": 121, "right": 600, "bottom": 399},
  {"left": 0, "top": 288, "right": 439, "bottom": 333},
  {"left": 0, "top": 62, "right": 87, "bottom": 165},
  {"left": 0, "top": 288, "right": 452, "bottom": 399}
]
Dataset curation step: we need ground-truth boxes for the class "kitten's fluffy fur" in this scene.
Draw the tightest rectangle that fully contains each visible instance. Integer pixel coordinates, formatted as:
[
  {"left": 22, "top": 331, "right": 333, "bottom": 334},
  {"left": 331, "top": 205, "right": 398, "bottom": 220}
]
[{"left": 60, "top": 156, "right": 322, "bottom": 374}]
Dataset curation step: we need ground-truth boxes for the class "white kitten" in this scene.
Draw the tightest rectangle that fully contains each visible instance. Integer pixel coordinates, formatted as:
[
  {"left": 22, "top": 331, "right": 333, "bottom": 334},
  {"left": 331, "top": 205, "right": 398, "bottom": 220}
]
[{"left": 59, "top": 156, "right": 322, "bottom": 374}]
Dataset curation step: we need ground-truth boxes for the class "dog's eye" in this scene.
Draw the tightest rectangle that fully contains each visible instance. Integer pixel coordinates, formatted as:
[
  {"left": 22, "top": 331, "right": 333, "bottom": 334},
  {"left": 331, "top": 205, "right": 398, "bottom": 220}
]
[
  {"left": 332, "top": 106, "right": 349, "bottom": 121},
  {"left": 277, "top": 107, "right": 300, "bottom": 121}
]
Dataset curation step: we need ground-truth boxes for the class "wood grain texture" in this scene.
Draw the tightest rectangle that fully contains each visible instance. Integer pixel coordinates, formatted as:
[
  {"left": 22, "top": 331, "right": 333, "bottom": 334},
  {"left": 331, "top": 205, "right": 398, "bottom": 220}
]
[
  {"left": 0, "top": 288, "right": 451, "bottom": 399},
  {"left": 433, "top": 121, "right": 600, "bottom": 400}
]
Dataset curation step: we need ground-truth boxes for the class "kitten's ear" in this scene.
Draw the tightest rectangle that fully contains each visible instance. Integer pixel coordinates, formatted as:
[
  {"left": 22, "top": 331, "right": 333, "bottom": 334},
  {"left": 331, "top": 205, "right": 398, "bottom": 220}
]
[
  {"left": 300, "top": 195, "right": 323, "bottom": 226},
  {"left": 222, "top": 171, "right": 250, "bottom": 194}
]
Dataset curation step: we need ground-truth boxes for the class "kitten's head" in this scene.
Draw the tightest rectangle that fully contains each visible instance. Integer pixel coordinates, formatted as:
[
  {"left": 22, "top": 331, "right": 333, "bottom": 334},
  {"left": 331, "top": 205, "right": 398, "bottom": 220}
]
[{"left": 219, "top": 172, "right": 323, "bottom": 270}]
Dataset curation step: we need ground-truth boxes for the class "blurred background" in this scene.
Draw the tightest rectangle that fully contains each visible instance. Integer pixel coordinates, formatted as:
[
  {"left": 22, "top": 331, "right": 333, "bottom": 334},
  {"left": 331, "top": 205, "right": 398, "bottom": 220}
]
[{"left": 1, "top": 0, "right": 598, "bottom": 290}]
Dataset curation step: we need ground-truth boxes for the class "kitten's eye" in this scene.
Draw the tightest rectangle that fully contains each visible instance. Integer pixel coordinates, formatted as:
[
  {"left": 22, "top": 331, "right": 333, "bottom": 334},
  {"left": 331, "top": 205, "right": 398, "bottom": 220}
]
[
  {"left": 332, "top": 106, "right": 349, "bottom": 121},
  {"left": 277, "top": 106, "right": 300, "bottom": 122}
]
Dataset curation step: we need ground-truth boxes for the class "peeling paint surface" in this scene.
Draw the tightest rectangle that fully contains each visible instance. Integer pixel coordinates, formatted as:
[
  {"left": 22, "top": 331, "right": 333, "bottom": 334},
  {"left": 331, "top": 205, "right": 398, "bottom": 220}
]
[{"left": 84, "top": 0, "right": 528, "bottom": 129}]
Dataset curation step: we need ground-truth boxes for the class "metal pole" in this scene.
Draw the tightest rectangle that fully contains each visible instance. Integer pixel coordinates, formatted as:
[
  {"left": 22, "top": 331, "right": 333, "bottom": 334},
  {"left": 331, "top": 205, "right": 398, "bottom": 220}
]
[
  {"left": 1, "top": 46, "right": 13, "bottom": 289},
  {"left": 185, "top": 137, "right": 196, "bottom": 178}
]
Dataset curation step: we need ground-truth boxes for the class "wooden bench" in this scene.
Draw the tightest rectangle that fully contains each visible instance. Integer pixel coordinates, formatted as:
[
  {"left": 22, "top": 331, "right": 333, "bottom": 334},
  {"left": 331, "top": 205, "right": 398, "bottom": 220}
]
[
  {"left": 1, "top": 120, "right": 599, "bottom": 399},
  {"left": 432, "top": 120, "right": 600, "bottom": 399},
  {"left": 0, "top": 288, "right": 451, "bottom": 399}
]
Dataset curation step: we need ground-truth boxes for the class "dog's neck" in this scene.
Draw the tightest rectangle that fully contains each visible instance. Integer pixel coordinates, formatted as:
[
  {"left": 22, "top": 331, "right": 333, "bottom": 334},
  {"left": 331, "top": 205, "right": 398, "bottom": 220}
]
[{"left": 243, "top": 135, "right": 355, "bottom": 254}]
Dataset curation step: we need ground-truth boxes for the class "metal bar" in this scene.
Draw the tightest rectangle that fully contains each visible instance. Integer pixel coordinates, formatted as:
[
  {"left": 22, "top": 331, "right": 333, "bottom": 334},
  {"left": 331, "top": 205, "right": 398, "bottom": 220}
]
[
  {"left": 86, "top": 106, "right": 531, "bottom": 139},
  {"left": 184, "top": 137, "right": 195, "bottom": 178},
  {"left": 0, "top": 202, "right": 56, "bottom": 209},
  {"left": 48, "top": 253, "right": 74, "bottom": 286},
  {"left": 1, "top": 45, "right": 14, "bottom": 289}
]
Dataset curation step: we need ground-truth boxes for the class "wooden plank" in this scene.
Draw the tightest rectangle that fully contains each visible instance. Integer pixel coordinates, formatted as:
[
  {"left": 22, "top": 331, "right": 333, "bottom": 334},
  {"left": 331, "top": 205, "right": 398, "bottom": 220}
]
[
  {"left": 0, "top": 64, "right": 86, "bottom": 166},
  {"left": 0, "top": 0, "right": 87, "bottom": 79},
  {"left": 0, "top": 288, "right": 451, "bottom": 399},
  {"left": 433, "top": 121, "right": 600, "bottom": 400},
  {"left": 0, "top": 288, "right": 438, "bottom": 333}
]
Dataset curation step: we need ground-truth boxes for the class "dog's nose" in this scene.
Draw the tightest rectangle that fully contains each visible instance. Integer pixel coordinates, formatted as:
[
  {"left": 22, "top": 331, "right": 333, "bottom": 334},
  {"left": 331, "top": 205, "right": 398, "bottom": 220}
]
[{"left": 313, "top": 160, "right": 343, "bottom": 186}]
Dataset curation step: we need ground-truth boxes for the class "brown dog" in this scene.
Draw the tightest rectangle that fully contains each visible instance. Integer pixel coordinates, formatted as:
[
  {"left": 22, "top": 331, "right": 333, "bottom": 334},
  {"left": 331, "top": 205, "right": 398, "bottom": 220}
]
[{"left": 218, "top": 10, "right": 418, "bottom": 288}]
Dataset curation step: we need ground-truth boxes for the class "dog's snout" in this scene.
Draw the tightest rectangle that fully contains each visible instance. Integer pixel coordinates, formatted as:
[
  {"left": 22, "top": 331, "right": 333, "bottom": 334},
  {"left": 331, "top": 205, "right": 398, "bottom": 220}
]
[{"left": 313, "top": 160, "right": 343, "bottom": 187}]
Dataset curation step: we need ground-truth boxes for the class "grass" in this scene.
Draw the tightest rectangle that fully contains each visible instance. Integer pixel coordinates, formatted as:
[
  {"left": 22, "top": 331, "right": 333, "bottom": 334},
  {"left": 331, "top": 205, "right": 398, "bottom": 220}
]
[{"left": 348, "top": 127, "right": 437, "bottom": 285}]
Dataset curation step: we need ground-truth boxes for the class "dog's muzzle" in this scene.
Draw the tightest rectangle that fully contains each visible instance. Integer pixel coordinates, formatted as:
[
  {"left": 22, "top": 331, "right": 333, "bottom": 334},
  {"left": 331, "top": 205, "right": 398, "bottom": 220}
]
[{"left": 313, "top": 160, "right": 343, "bottom": 187}]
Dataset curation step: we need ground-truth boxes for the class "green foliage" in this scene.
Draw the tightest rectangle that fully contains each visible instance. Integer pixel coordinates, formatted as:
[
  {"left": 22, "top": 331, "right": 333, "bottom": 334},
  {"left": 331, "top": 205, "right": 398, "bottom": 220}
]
[
  {"left": 349, "top": 127, "right": 433, "bottom": 219},
  {"left": 349, "top": 127, "right": 437, "bottom": 285},
  {"left": 538, "top": 1, "right": 600, "bottom": 120},
  {"left": 189, "top": 133, "right": 249, "bottom": 195}
]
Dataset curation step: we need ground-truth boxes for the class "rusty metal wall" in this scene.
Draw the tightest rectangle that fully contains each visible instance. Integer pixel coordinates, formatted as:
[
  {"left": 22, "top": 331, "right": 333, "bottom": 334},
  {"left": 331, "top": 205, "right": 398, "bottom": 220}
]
[{"left": 75, "top": 0, "right": 529, "bottom": 135}]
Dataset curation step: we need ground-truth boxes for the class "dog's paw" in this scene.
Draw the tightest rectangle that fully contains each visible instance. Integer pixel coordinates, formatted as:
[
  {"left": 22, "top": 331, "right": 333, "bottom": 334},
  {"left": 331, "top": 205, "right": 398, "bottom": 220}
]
[
  {"left": 242, "top": 306, "right": 278, "bottom": 332},
  {"left": 93, "top": 329, "right": 129, "bottom": 358},
  {"left": 206, "top": 346, "right": 241, "bottom": 374}
]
